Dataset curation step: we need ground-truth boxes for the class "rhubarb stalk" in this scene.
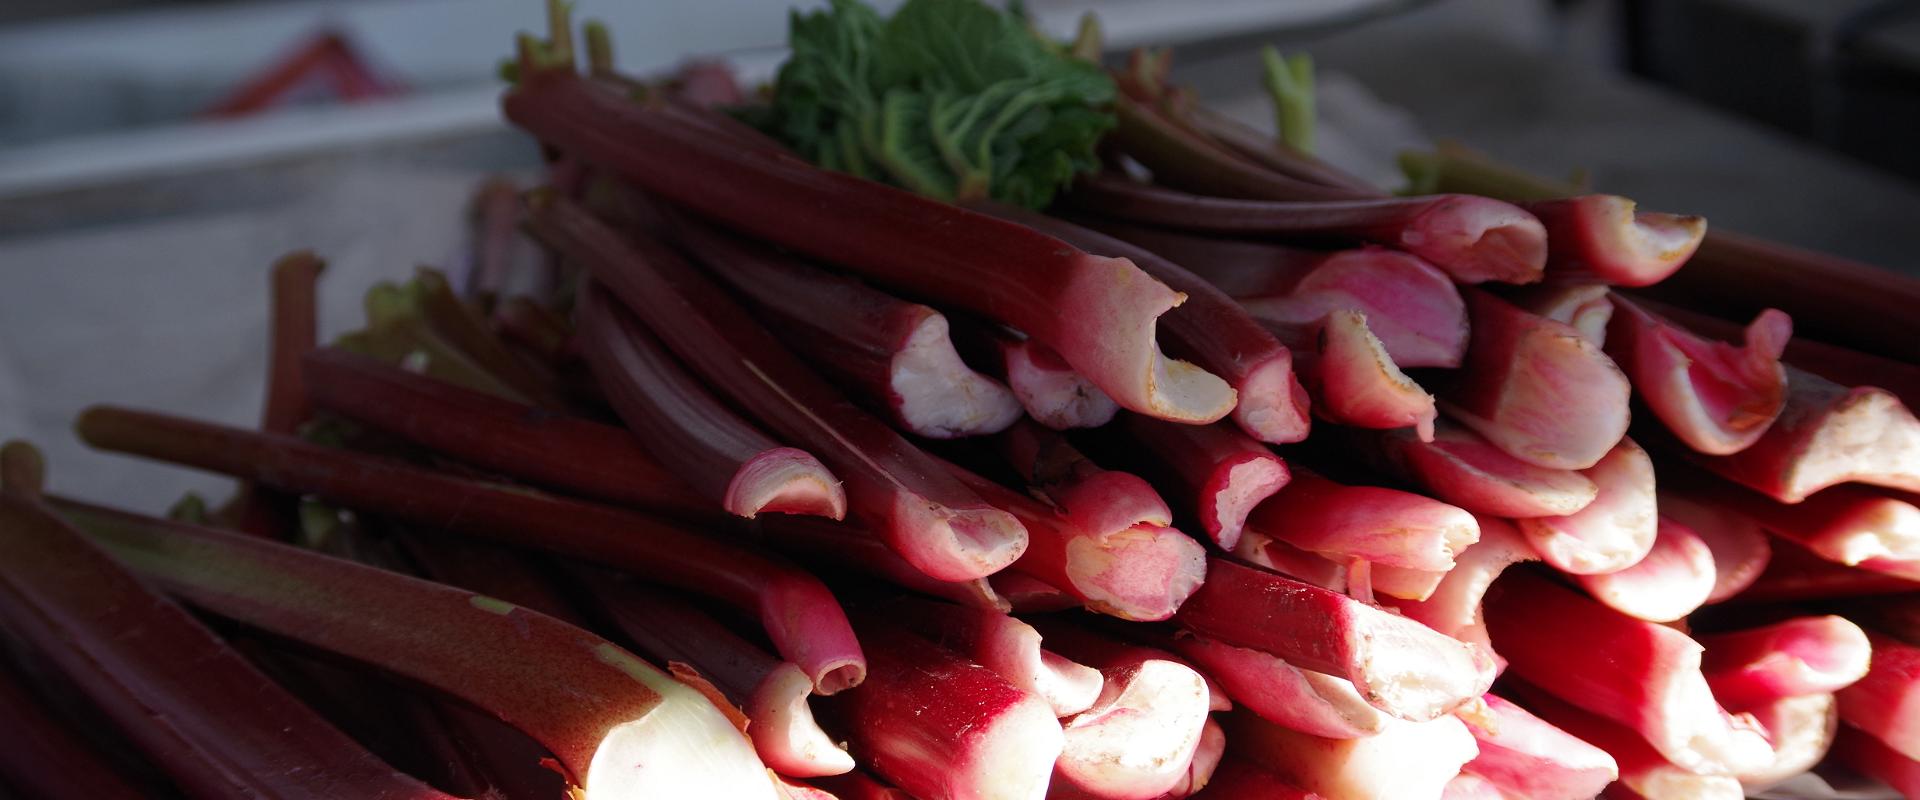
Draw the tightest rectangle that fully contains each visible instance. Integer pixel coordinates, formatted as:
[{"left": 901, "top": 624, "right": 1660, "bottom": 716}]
[
  {"left": 1606, "top": 297, "right": 1791, "bottom": 455},
  {"left": 877, "top": 597, "right": 1104, "bottom": 717},
  {"left": 1165, "top": 634, "right": 1387, "bottom": 739},
  {"left": 74, "top": 406, "right": 866, "bottom": 694},
  {"left": 1245, "top": 469, "right": 1479, "bottom": 572},
  {"left": 1224, "top": 710, "right": 1478, "bottom": 800},
  {"left": 1460, "top": 694, "right": 1618, "bottom": 800},
  {"left": 0, "top": 654, "right": 157, "bottom": 799},
  {"left": 1050, "top": 653, "right": 1212, "bottom": 800},
  {"left": 1119, "top": 414, "right": 1291, "bottom": 550},
  {"left": 1515, "top": 437, "right": 1658, "bottom": 575},
  {"left": 1342, "top": 420, "right": 1599, "bottom": 518},
  {"left": 1387, "top": 515, "right": 1539, "bottom": 658},
  {"left": 1186, "top": 758, "right": 1318, "bottom": 800},
  {"left": 1656, "top": 490, "right": 1771, "bottom": 602},
  {"left": 1735, "top": 693, "right": 1838, "bottom": 791},
  {"left": 1570, "top": 516, "right": 1717, "bottom": 623},
  {"left": 1831, "top": 724, "right": 1920, "bottom": 798},
  {"left": 1508, "top": 683, "right": 1744, "bottom": 800},
  {"left": 1509, "top": 282, "right": 1612, "bottom": 345},
  {"left": 1683, "top": 365, "right": 1920, "bottom": 502},
  {"left": 1834, "top": 629, "right": 1920, "bottom": 762},
  {"left": 1526, "top": 195, "right": 1705, "bottom": 287}
]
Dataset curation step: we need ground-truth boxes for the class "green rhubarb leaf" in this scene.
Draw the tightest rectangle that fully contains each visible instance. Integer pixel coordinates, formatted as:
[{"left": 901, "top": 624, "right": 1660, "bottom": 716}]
[{"left": 759, "top": 0, "right": 1113, "bottom": 209}]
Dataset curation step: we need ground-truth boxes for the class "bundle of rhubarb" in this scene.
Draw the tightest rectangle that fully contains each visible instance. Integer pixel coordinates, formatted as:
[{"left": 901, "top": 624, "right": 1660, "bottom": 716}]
[{"left": 7, "top": 1, "right": 1920, "bottom": 799}]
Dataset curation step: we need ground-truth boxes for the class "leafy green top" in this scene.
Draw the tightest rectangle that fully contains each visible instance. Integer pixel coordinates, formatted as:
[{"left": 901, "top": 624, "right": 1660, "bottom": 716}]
[{"left": 751, "top": 0, "right": 1115, "bottom": 209}]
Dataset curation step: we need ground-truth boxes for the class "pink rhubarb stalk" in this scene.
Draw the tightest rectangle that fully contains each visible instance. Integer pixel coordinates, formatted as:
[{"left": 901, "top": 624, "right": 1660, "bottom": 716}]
[
  {"left": 819, "top": 617, "right": 1063, "bottom": 800},
  {"left": 1050, "top": 654, "right": 1212, "bottom": 800},
  {"left": 1346, "top": 420, "right": 1599, "bottom": 518},
  {"left": 503, "top": 75, "right": 1235, "bottom": 422},
  {"left": 74, "top": 405, "right": 865, "bottom": 694},
  {"left": 1176, "top": 558, "right": 1495, "bottom": 721},
  {"left": 878, "top": 597, "right": 1104, "bottom": 717},
  {"left": 755, "top": 516, "right": 1009, "bottom": 612},
  {"left": 1516, "top": 437, "right": 1658, "bottom": 575},
  {"left": 1159, "top": 718, "right": 1226, "bottom": 798},
  {"left": 990, "top": 207, "right": 1310, "bottom": 443},
  {"left": 1109, "top": 93, "right": 1369, "bottom": 204},
  {"left": 57, "top": 498, "right": 781, "bottom": 799},
  {"left": 1511, "top": 684, "right": 1744, "bottom": 800},
  {"left": 1230, "top": 531, "right": 1350, "bottom": 592},
  {"left": 1643, "top": 297, "right": 1920, "bottom": 409},
  {"left": 1527, "top": 195, "right": 1705, "bottom": 287},
  {"left": 1120, "top": 415, "right": 1291, "bottom": 550},
  {"left": 1166, "top": 635, "right": 1387, "bottom": 738},
  {"left": 1608, "top": 297, "right": 1791, "bottom": 455},
  {"left": 1687, "top": 366, "right": 1920, "bottom": 502},
  {"left": 1684, "top": 476, "right": 1920, "bottom": 581},
  {"left": 304, "top": 347, "right": 720, "bottom": 519},
  {"left": 532, "top": 199, "right": 1026, "bottom": 582},
  {"left": 1483, "top": 570, "right": 1773, "bottom": 774},
  {"left": 1700, "top": 617, "right": 1873, "bottom": 710},
  {"left": 1831, "top": 724, "right": 1920, "bottom": 798},
  {"left": 673, "top": 217, "right": 1022, "bottom": 439},
  {"left": 1443, "top": 288, "right": 1632, "bottom": 470},
  {"left": 1245, "top": 470, "right": 1480, "bottom": 572},
  {"left": 1460, "top": 694, "right": 1619, "bottom": 800},
  {"left": 1387, "top": 516, "right": 1539, "bottom": 658},
  {"left": 1066, "top": 174, "right": 1545, "bottom": 284},
  {"left": 1571, "top": 516, "right": 1717, "bottom": 622},
  {"left": 575, "top": 286, "right": 845, "bottom": 520},
  {"left": 1735, "top": 693, "right": 1838, "bottom": 791},
  {"left": 1656, "top": 490, "right": 1771, "bottom": 602},
  {"left": 1509, "top": 282, "right": 1613, "bottom": 345},
  {"left": 581, "top": 575, "right": 854, "bottom": 778},
  {"left": 1293, "top": 310, "right": 1438, "bottom": 439},
  {"left": 1834, "top": 629, "right": 1920, "bottom": 762},
  {"left": 1225, "top": 711, "right": 1479, "bottom": 800},
  {"left": 995, "top": 332, "right": 1122, "bottom": 429}
]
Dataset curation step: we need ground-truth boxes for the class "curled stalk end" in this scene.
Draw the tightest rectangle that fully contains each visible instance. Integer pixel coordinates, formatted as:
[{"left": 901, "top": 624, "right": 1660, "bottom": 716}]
[{"left": 0, "top": 440, "right": 46, "bottom": 496}]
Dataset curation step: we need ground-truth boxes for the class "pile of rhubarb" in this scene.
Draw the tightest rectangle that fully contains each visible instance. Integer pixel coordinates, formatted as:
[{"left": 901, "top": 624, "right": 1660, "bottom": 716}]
[{"left": 7, "top": 2, "right": 1920, "bottom": 799}]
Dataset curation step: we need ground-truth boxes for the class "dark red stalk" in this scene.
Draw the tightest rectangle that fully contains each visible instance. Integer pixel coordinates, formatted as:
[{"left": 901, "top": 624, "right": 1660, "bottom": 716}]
[
  {"left": 1343, "top": 420, "right": 1599, "bottom": 517},
  {"left": 409, "top": 267, "right": 574, "bottom": 411},
  {"left": 1120, "top": 415, "right": 1291, "bottom": 550},
  {"left": 1164, "top": 634, "right": 1386, "bottom": 739},
  {"left": 991, "top": 207, "right": 1311, "bottom": 444},
  {"left": 57, "top": 498, "right": 782, "bottom": 798},
  {"left": 1224, "top": 711, "right": 1478, "bottom": 800},
  {"left": 817, "top": 616, "right": 1062, "bottom": 800},
  {"left": 1526, "top": 196, "right": 1705, "bottom": 287},
  {"left": 1483, "top": 570, "right": 1773, "bottom": 774},
  {"left": 574, "top": 286, "right": 846, "bottom": 520},
  {"left": 1230, "top": 530, "right": 1350, "bottom": 592},
  {"left": 1570, "top": 516, "right": 1717, "bottom": 623},
  {"left": 465, "top": 177, "right": 527, "bottom": 307},
  {"left": 0, "top": 659, "right": 149, "bottom": 800},
  {"left": 877, "top": 597, "right": 1103, "bottom": 717},
  {"left": 1831, "top": 724, "right": 1920, "bottom": 798},
  {"left": 1109, "top": 93, "right": 1369, "bottom": 203},
  {"left": 1070, "top": 220, "right": 1468, "bottom": 369},
  {"left": 1460, "top": 694, "right": 1618, "bottom": 800},
  {"left": 1175, "top": 558, "right": 1494, "bottom": 721},
  {"left": 1835, "top": 629, "right": 1920, "bottom": 762},
  {"left": 1244, "top": 469, "right": 1479, "bottom": 572},
  {"left": 1515, "top": 437, "right": 1658, "bottom": 575},
  {"left": 1186, "top": 758, "right": 1320, "bottom": 800},
  {"left": 1655, "top": 490, "right": 1771, "bottom": 602},
  {"left": 304, "top": 348, "right": 718, "bottom": 519},
  {"left": 672, "top": 217, "right": 1021, "bottom": 439},
  {"left": 502, "top": 73, "right": 1235, "bottom": 422},
  {"left": 1606, "top": 296, "right": 1791, "bottom": 455},
  {"left": 0, "top": 446, "right": 454, "bottom": 800},
  {"left": 580, "top": 574, "right": 853, "bottom": 778},
  {"left": 492, "top": 295, "right": 572, "bottom": 361},
  {"left": 530, "top": 197, "right": 1027, "bottom": 583},
  {"left": 1181, "top": 105, "right": 1380, "bottom": 194},
  {"left": 755, "top": 516, "right": 1010, "bottom": 612},
  {"left": 1699, "top": 616, "right": 1872, "bottom": 709},
  {"left": 1064, "top": 173, "right": 1546, "bottom": 285},
  {"left": 73, "top": 405, "right": 865, "bottom": 694},
  {"left": 1684, "top": 365, "right": 1920, "bottom": 502},
  {"left": 1508, "top": 683, "right": 1744, "bottom": 800},
  {"left": 232, "top": 250, "right": 328, "bottom": 538},
  {"left": 1730, "top": 536, "right": 1920, "bottom": 603},
  {"left": 1443, "top": 288, "right": 1632, "bottom": 470}
]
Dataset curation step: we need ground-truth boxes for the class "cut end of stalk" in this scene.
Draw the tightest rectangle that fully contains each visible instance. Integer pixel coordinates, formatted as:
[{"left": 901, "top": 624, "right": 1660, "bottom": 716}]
[
  {"left": 1401, "top": 195, "right": 1547, "bottom": 285},
  {"left": 726, "top": 448, "right": 849, "bottom": 520},
  {"left": 1737, "top": 693, "right": 1838, "bottom": 791},
  {"left": 1516, "top": 438, "right": 1658, "bottom": 575},
  {"left": 1245, "top": 246, "right": 1469, "bottom": 369},
  {"left": 1572, "top": 516, "right": 1716, "bottom": 622},
  {"left": 1232, "top": 355, "right": 1314, "bottom": 444},
  {"left": 1057, "top": 660, "right": 1213, "bottom": 799},
  {"left": 1068, "top": 523, "right": 1209, "bottom": 622},
  {"left": 748, "top": 663, "right": 856, "bottom": 778},
  {"left": 1203, "top": 451, "right": 1292, "bottom": 551},
  {"left": 952, "top": 691, "right": 1065, "bottom": 800},
  {"left": 1610, "top": 299, "right": 1790, "bottom": 456},
  {"left": 890, "top": 315, "right": 1023, "bottom": 439},
  {"left": 1036, "top": 648, "right": 1107, "bottom": 718},
  {"left": 1807, "top": 494, "right": 1920, "bottom": 569},
  {"left": 1350, "top": 615, "right": 1499, "bottom": 721},
  {"left": 1445, "top": 294, "right": 1632, "bottom": 470},
  {"left": 1404, "top": 421, "right": 1600, "bottom": 518},
  {"left": 1002, "top": 338, "right": 1122, "bottom": 429},
  {"left": 1566, "top": 196, "right": 1705, "bottom": 287},
  {"left": 586, "top": 673, "right": 783, "bottom": 800},
  {"left": 1312, "top": 309, "right": 1437, "bottom": 440},
  {"left": 891, "top": 495, "right": 1031, "bottom": 582},
  {"left": 1778, "top": 385, "right": 1920, "bottom": 502},
  {"left": 1055, "top": 254, "right": 1237, "bottom": 424}
]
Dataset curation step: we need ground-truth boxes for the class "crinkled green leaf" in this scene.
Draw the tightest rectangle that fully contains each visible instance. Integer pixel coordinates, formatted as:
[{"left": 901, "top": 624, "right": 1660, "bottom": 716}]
[{"left": 758, "top": 0, "right": 1113, "bottom": 209}]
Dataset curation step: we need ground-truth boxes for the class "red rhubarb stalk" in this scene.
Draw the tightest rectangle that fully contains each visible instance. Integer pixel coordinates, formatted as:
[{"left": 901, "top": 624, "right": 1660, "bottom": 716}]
[
  {"left": 0, "top": 452, "right": 457, "bottom": 800},
  {"left": 1065, "top": 173, "right": 1546, "bottom": 284},
  {"left": 304, "top": 347, "right": 720, "bottom": 519},
  {"left": 580, "top": 574, "right": 853, "bottom": 778},
  {"left": 1483, "top": 570, "right": 1773, "bottom": 774},
  {"left": 503, "top": 75, "right": 1236, "bottom": 422},
  {"left": 989, "top": 207, "right": 1310, "bottom": 443},
  {"left": 1292, "top": 310, "right": 1438, "bottom": 439},
  {"left": 818, "top": 617, "right": 1063, "bottom": 800},
  {"left": 1834, "top": 629, "right": 1920, "bottom": 762},
  {"left": 1109, "top": 93, "right": 1368, "bottom": 204},
  {"left": 1516, "top": 437, "right": 1658, "bottom": 575},
  {"left": 1166, "top": 635, "right": 1386, "bottom": 739},
  {"left": 1526, "top": 195, "right": 1705, "bottom": 287},
  {"left": 407, "top": 267, "right": 575, "bottom": 411},
  {"left": 1686, "top": 365, "right": 1920, "bottom": 502},
  {"left": 1186, "top": 758, "right": 1320, "bottom": 800},
  {"left": 672, "top": 217, "right": 1022, "bottom": 439},
  {"left": 1182, "top": 104, "right": 1380, "bottom": 194},
  {"left": 1025, "top": 620, "right": 1233, "bottom": 714},
  {"left": 1735, "top": 693, "right": 1838, "bottom": 791},
  {"left": 1831, "top": 724, "right": 1920, "bottom": 798},
  {"left": 756, "top": 516, "right": 1009, "bottom": 612},
  {"left": 1225, "top": 711, "right": 1478, "bottom": 800},
  {"left": 265, "top": 250, "right": 324, "bottom": 434},
  {"left": 0, "top": 656, "right": 156, "bottom": 799},
  {"left": 1440, "top": 773, "right": 1503, "bottom": 800},
  {"left": 1245, "top": 469, "right": 1479, "bottom": 572},
  {"left": 1608, "top": 297, "right": 1791, "bottom": 455},
  {"left": 57, "top": 498, "right": 781, "bottom": 799},
  {"left": 1656, "top": 490, "right": 1771, "bottom": 602},
  {"left": 1443, "top": 288, "right": 1632, "bottom": 470},
  {"left": 877, "top": 597, "right": 1104, "bottom": 717},
  {"left": 532, "top": 204, "right": 1026, "bottom": 582},
  {"left": 1230, "top": 531, "right": 1350, "bottom": 591},
  {"left": 1570, "top": 516, "right": 1717, "bottom": 623},
  {"left": 74, "top": 406, "right": 866, "bottom": 694},
  {"left": 1460, "top": 694, "right": 1618, "bottom": 800},
  {"left": 1386, "top": 516, "right": 1539, "bottom": 659},
  {"left": 1120, "top": 415, "right": 1291, "bottom": 550},
  {"left": 1175, "top": 558, "right": 1495, "bottom": 721},
  {"left": 1509, "top": 683, "right": 1744, "bottom": 800},
  {"left": 1509, "top": 282, "right": 1612, "bottom": 345},
  {"left": 575, "top": 286, "right": 845, "bottom": 520},
  {"left": 1347, "top": 420, "right": 1599, "bottom": 517}
]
